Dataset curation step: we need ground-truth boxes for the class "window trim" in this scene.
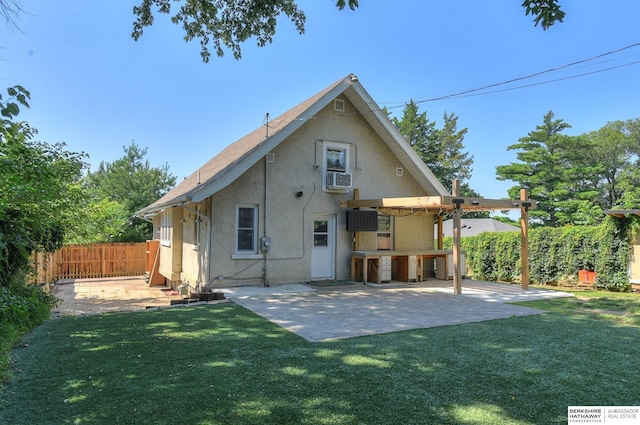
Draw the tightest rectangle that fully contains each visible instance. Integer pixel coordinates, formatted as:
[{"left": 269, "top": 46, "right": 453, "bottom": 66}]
[
  {"left": 322, "top": 141, "right": 350, "bottom": 191},
  {"left": 233, "top": 205, "right": 259, "bottom": 258}
]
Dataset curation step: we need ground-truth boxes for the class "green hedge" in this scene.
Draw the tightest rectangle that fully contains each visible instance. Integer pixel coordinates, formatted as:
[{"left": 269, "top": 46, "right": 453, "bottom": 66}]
[{"left": 443, "top": 216, "right": 637, "bottom": 292}]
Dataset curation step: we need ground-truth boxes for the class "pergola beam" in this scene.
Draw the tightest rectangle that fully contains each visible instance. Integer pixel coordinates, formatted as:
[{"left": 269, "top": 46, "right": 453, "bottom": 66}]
[{"left": 340, "top": 196, "right": 535, "bottom": 213}]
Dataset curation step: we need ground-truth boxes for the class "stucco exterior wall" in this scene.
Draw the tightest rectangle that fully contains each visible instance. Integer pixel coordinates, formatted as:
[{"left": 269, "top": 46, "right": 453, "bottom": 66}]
[
  {"left": 395, "top": 215, "right": 435, "bottom": 251},
  {"left": 356, "top": 214, "right": 435, "bottom": 251},
  {"left": 203, "top": 96, "right": 439, "bottom": 287}
]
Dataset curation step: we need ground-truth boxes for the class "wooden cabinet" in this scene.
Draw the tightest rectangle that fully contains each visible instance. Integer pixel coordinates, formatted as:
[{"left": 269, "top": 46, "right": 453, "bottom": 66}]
[{"left": 396, "top": 255, "right": 417, "bottom": 282}]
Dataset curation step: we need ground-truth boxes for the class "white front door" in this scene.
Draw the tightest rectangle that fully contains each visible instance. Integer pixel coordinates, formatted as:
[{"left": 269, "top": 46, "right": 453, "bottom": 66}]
[{"left": 311, "top": 214, "right": 335, "bottom": 280}]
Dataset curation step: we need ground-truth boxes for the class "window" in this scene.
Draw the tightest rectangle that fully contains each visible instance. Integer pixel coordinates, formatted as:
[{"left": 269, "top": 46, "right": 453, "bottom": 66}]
[
  {"left": 313, "top": 219, "right": 329, "bottom": 247},
  {"left": 326, "top": 148, "right": 346, "bottom": 172},
  {"left": 377, "top": 215, "right": 392, "bottom": 250},
  {"left": 323, "top": 141, "right": 351, "bottom": 191},
  {"left": 236, "top": 206, "right": 258, "bottom": 255},
  {"left": 160, "top": 209, "right": 172, "bottom": 246}
]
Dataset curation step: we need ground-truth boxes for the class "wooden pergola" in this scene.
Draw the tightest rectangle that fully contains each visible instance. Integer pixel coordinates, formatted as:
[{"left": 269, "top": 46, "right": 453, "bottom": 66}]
[{"left": 340, "top": 182, "right": 537, "bottom": 294}]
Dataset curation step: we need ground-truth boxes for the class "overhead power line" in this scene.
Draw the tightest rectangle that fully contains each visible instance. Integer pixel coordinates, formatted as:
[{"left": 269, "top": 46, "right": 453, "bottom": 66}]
[{"left": 381, "top": 41, "right": 640, "bottom": 109}]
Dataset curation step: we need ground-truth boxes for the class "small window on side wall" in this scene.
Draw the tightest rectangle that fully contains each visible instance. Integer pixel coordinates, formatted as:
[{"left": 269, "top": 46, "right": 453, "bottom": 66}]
[
  {"left": 377, "top": 215, "right": 392, "bottom": 250},
  {"left": 236, "top": 205, "right": 258, "bottom": 255}
]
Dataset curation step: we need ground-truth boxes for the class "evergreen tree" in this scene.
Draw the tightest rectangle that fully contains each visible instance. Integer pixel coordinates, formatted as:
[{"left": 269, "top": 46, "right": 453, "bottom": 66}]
[
  {"left": 82, "top": 142, "right": 176, "bottom": 242},
  {"left": 431, "top": 111, "right": 473, "bottom": 193},
  {"left": 392, "top": 101, "right": 474, "bottom": 193},
  {"left": 392, "top": 101, "right": 486, "bottom": 217},
  {"left": 496, "top": 111, "right": 595, "bottom": 226}
]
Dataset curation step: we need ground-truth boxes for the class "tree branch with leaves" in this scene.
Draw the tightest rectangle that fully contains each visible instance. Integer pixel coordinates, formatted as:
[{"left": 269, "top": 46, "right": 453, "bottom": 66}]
[{"left": 129, "top": 0, "right": 564, "bottom": 62}]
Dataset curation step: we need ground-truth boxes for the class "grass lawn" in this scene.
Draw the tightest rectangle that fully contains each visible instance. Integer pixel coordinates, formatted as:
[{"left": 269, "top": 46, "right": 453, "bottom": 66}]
[{"left": 0, "top": 290, "right": 638, "bottom": 424}]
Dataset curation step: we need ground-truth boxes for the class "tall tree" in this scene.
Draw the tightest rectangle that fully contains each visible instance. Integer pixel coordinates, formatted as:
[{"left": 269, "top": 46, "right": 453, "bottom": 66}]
[
  {"left": 392, "top": 101, "right": 474, "bottom": 193},
  {"left": 431, "top": 111, "right": 473, "bottom": 192},
  {"left": 82, "top": 142, "right": 176, "bottom": 242},
  {"left": 585, "top": 120, "right": 640, "bottom": 210},
  {"left": 391, "top": 100, "right": 486, "bottom": 217},
  {"left": 496, "top": 111, "right": 592, "bottom": 226},
  {"left": 391, "top": 99, "right": 437, "bottom": 158}
]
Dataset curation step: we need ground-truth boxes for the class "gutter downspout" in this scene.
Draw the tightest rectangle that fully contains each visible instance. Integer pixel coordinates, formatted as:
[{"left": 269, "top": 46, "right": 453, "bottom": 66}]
[{"left": 263, "top": 153, "right": 269, "bottom": 287}]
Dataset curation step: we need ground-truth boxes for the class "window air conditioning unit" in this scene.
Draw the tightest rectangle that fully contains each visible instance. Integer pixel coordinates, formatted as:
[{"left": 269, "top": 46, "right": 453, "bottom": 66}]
[{"left": 326, "top": 171, "right": 352, "bottom": 189}]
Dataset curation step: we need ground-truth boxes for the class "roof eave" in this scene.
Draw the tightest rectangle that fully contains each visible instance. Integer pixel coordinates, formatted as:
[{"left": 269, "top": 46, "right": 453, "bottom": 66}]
[
  {"left": 135, "top": 195, "right": 193, "bottom": 217},
  {"left": 163, "top": 78, "right": 356, "bottom": 205}
]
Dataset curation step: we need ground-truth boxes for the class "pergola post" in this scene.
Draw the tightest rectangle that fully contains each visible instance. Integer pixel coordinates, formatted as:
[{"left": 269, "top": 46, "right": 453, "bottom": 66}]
[
  {"left": 452, "top": 180, "right": 462, "bottom": 294},
  {"left": 520, "top": 188, "right": 530, "bottom": 290}
]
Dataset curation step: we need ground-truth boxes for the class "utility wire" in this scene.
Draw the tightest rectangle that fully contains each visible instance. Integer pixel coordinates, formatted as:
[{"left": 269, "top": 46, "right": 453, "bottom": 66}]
[
  {"left": 381, "top": 41, "right": 640, "bottom": 108},
  {"left": 440, "top": 60, "right": 640, "bottom": 100},
  {"left": 263, "top": 42, "right": 640, "bottom": 126}
]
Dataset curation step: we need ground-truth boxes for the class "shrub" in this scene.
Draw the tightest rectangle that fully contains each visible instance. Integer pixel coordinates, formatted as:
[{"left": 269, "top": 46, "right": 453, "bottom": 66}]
[
  {"left": 0, "top": 283, "right": 57, "bottom": 382},
  {"left": 595, "top": 272, "right": 630, "bottom": 292}
]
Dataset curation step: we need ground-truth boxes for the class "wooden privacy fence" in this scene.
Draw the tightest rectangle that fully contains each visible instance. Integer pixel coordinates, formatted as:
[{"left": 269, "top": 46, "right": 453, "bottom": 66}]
[{"left": 31, "top": 243, "right": 147, "bottom": 282}]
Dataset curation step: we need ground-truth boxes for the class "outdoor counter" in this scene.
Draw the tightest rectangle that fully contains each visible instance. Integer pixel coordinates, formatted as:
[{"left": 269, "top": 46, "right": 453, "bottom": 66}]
[{"left": 350, "top": 250, "right": 455, "bottom": 284}]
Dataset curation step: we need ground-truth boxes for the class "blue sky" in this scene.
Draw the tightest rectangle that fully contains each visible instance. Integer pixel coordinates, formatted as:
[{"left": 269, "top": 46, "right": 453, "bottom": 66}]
[{"left": 2, "top": 1, "right": 639, "bottom": 207}]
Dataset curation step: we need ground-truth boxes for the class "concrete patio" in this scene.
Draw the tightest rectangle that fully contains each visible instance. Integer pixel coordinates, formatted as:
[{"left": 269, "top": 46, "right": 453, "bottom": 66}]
[{"left": 52, "top": 277, "right": 573, "bottom": 342}]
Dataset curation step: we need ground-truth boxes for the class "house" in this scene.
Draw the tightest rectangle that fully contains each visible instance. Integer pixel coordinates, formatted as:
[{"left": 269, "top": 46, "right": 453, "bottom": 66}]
[
  {"left": 136, "top": 74, "right": 454, "bottom": 290},
  {"left": 438, "top": 218, "right": 519, "bottom": 238}
]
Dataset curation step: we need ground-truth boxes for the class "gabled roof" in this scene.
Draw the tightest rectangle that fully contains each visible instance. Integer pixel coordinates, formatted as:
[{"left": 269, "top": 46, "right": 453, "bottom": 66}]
[
  {"left": 439, "top": 218, "right": 520, "bottom": 237},
  {"left": 136, "top": 74, "right": 449, "bottom": 217},
  {"left": 604, "top": 209, "right": 640, "bottom": 218}
]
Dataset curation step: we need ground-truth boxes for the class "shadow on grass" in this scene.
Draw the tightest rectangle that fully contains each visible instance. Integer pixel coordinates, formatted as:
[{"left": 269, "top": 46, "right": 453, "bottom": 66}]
[{"left": 1, "top": 299, "right": 639, "bottom": 424}]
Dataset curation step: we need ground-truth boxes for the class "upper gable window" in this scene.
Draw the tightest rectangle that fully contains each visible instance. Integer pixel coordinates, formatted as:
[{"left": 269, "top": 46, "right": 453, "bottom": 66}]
[
  {"left": 326, "top": 148, "right": 346, "bottom": 172},
  {"left": 323, "top": 141, "right": 351, "bottom": 191}
]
